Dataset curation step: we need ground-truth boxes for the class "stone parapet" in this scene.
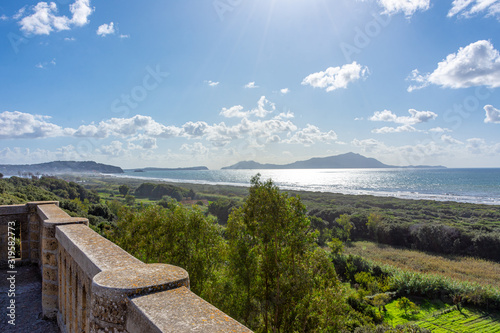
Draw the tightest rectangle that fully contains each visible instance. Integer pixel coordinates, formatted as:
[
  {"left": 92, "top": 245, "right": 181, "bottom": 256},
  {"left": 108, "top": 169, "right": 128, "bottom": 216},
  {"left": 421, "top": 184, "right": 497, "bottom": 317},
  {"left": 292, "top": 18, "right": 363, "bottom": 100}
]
[{"left": 0, "top": 202, "right": 253, "bottom": 333}]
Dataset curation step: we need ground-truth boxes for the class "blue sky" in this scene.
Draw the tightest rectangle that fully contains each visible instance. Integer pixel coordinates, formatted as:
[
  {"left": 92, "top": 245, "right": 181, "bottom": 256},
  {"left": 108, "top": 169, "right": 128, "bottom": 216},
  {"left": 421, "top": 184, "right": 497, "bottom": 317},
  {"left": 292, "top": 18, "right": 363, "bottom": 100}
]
[{"left": 1, "top": 0, "right": 500, "bottom": 169}]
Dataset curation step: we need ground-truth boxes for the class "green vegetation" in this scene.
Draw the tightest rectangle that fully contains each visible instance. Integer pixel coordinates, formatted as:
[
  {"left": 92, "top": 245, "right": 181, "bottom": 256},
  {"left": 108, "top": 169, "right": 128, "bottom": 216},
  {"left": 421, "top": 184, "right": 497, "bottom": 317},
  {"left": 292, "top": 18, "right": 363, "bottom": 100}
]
[
  {"left": 345, "top": 241, "right": 500, "bottom": 288},
  {"left": 2, "top": 174, "right": 500, "bottom": 332}
]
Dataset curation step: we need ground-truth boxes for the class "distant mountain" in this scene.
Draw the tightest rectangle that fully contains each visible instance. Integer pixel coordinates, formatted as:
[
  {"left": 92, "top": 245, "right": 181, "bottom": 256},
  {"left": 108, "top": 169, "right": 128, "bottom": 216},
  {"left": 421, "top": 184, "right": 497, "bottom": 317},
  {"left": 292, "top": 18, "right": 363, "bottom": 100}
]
[
  {"left": 0, "top": 161, "right": 124, "bottom": 175},
  {"left": 222, "top": 153, "right": 446, "bottom": 170},
  {"left": 126, "top": 166, "right": 209, "bottom": 172}
]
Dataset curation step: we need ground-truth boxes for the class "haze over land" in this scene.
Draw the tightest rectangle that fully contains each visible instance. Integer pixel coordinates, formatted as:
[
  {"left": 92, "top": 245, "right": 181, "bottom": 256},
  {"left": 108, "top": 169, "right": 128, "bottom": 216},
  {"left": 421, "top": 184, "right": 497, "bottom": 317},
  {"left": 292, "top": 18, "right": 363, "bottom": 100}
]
[{"left": 1, "top": 1, "right": 499, "bottom": 169}]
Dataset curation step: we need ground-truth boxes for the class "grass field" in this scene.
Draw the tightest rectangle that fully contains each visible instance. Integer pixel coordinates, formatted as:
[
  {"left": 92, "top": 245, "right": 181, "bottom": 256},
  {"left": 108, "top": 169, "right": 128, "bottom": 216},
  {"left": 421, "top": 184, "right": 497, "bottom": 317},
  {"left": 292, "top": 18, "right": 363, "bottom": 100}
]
[
  {"left": 384, "top": 298, "right": 500, "bottom": 332},
  {"left": 345, "top": 241, "right": 500, "bottom": 289}
]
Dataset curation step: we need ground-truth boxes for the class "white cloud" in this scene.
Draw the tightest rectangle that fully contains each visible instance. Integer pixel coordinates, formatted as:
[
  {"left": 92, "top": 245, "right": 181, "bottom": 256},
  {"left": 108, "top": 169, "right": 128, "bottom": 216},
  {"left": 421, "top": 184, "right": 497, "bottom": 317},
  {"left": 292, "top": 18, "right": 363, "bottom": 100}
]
[
  {"left": 180, "top": 142, "right": 210, "bottom": 155},
  {"left": 280, "top": 88, "right": 290, "bottom": 94},
  {"left": 376, "top": 0, "right": 430, "bottom": 16},
  {"left": 220, "top": 96, "right": 275, "bottom": 118},
  {"left": 64, "top": 37, "right": 76, "bottom": 41},
  {"left": 252, "top": 96, "right": 275, "bottom": 117},
  {"left": 119, "top": 34, "right": 130, "bottom": 39},
  {"left": 429, "top": 127, "right": 452, "bottom": 133},
  {"left": 220, "top": 105, "right": 246, "bottom": 118},
  {"left": 0, "top": 111, "right": 68, "bottom": 139},
  {"left": 274, "top": 111, "right": 295, "bottom": 119},
  {"left": 206, "top": 80, "right": 219, "bottom": 87},
  {"left": 97, "top": 22, "right": 115, "bottom": 36},
  {"left": 35, "top": 58, "right": 56, "bottom": 69},
  {"left": 73, "top": 115, "right": 169, "bottom": 138},
  {"left": 99, "top": 141, "right": 125, "bottom": 156},
  {"left": 19, "top": 2, "right": 70, "bottom": 35},
  {"left": 283, "top": 124, "right": 337, "bottom": 146},
  {"left": 448, "top": 0, "right": 500, "bottom": 18},
  {"left": 0, "top": 14, "right": 9, "bottom": 21},
  {"left": 467, "top": 138, "right": 486, "bottom": 154},
  {"left": 302, "top": 62, "right": 369, "bottom": 92},
  {"left": 441, "top": 134, "right": 463, "bottom": 144},
  {"left": 70, "top": 0, "right": 93, "bottom": 26},
  {"left": 408, "top": 40, "right": 500, "bottom": 91},
  {"left": 182, "top": 121, "right": 209, "bottom": 137},
  {"left": 244, "top": 81, "right": 258, "bottom": 89},
  {"left": 484, "top": 104, "right": 500, "bottom": 123},
  {"left": 369, "top": 109, "right": 437, "bottom": 125},
  {"left": 17, "top": 0, "right": 93, "bottom": 35},
  {"left": 372, "top": 125, "right": 418, "bottom": 133}
]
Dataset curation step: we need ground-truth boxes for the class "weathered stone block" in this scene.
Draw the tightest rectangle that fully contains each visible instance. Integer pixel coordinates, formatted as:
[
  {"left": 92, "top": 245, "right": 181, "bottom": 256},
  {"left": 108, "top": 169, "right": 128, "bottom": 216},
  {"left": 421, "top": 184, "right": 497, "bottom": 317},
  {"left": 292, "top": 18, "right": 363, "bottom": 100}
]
[
  {"left": 42, "top": 238, "right": 58, "bottom": 251},
  {"left": 42, "top": 251, "right": 57, "bottom": 266},
  {"left": 91, "top": 295, "right": 128, "bottom": 325},
  {"left": 43, "top": 226, "right": 56, "bottom": 238},
  {"left": 42, "top": 294, "right": 58, "bottom": 319},
  {"left": 43, "top": 281, "right": 58, "bottom": 295},
  {"left": 43, "top": 267, "right": 58, "bottom": 282}
]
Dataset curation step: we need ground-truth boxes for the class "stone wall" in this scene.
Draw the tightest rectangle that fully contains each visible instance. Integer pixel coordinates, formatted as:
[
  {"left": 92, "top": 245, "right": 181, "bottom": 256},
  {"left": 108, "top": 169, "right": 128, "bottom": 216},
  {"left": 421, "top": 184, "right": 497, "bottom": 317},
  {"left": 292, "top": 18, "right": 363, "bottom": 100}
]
[{"left": 0, "top": 202, "right": 252, "bottom": 333}]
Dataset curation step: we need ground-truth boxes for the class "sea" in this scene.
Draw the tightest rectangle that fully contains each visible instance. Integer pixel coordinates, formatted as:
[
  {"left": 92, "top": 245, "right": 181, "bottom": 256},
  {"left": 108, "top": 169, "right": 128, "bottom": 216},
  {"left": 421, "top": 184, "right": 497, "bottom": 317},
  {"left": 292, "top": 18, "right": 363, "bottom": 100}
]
[{"left": 113, "top": 168, "right": 500, "bottom": 205}]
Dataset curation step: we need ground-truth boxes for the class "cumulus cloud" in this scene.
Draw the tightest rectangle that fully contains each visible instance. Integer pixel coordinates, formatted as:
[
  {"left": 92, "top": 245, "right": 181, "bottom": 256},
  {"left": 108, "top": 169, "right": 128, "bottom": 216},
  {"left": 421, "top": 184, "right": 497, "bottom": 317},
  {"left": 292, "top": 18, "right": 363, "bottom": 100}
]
[
  {"left": 280, "top": 88, "right": 290, "bottom": 94},
  {"left": 97, "top": 22, "right": 115, "bottom": 36},
  {"left": 369, "top": 109, "right": 437, "bottom": 125},
  {"left": 372, "top": 125, "right": 418, "bottom": 133},
  {"left": 220, "top": 105, "right": 246, "bottom": 118},
  {"left": 206, "top": 80, "right": 219, "bottom": 87},
  {"left": 441, "top": 134, "right": 463, "bottom": 144},
  {"left": 448, "top": 0, "right": 500, "bottom": 18},
  {"left": 18, "top": 0, "right": 93, "bottom": 35},
  {"left": 0, "top": 111, "right": 69, "bottom": 139},
  {"left": 302, "top": 62, "right": 369, "bottom": 92},
  {"left": 219, "top": 96, "right": 275, "bottom": 118},
  {"left": 484, "top": 104, "right": 500, "bottom": 123},
  {"left": 377, "top": 0, "right": 430, "bottom": 16},
  {"left": 283, "top": 124, "right": 337, "bottom": 146},
  {"left": 99, "top": 141, "right": 124, "bottom": 156},
  {"left": 244, "top": 81, "right": 258, "bottom": 89},
  {"left": 408, "top": 40, "right": 500, "bottom": 91},
  {"left": 252, "top": 96, "right": 275, "bottom": 117},
  {"left": 180, "top": 142, "right": 210, "bottom": 155},
  {"left": 429, "top": 127, "right": 452, "bottom": 133},
  {"left": 70, "top": 0, "right": 93, "bottom": 26}
]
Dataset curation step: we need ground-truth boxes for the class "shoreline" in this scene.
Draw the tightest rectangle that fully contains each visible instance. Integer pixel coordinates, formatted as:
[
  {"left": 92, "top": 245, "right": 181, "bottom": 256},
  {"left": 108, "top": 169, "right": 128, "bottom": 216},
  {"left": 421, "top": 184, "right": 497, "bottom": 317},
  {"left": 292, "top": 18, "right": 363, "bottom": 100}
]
[{"left": 103, "top": 172, "right": 500, "bottom": 206}]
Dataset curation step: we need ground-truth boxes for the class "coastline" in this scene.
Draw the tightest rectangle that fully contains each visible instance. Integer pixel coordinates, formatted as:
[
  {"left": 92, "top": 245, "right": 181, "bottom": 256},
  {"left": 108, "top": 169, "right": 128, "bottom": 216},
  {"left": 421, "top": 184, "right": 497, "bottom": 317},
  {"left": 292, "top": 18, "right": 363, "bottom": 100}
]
[{"left": 102, "top": 169, "right": 500, "bottom": 206}]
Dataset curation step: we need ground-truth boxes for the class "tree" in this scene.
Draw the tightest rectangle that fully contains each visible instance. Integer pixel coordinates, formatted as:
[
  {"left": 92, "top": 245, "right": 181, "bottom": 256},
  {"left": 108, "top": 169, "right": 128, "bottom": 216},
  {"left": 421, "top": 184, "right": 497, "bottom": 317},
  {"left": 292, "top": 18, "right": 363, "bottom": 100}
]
[
  {"left": 336, "top": 214, "right": 353, "bottom": 242},
  {"left": 0, "top": 173, "right": 3, "bottom": 179},
  {"left": 112, "top": 203, "right": 225, "bottom": 296},
  {"left": 366, "top": 212, "right": 383, "bottom": 242},
  {"left": 119, "top": 184, "right": 130, "bottom": 197},
  {"left": 226, "top": 174, "right": 337, "bottom": 332},
  {"left": 124, "top": 194, "right": 135, "bottom": 206},
  {"left": 372, "top": 293, "right": 391, "bottom": 313},
  {"left": 396, "top": 297, "right": 419, "bottom": 316}
]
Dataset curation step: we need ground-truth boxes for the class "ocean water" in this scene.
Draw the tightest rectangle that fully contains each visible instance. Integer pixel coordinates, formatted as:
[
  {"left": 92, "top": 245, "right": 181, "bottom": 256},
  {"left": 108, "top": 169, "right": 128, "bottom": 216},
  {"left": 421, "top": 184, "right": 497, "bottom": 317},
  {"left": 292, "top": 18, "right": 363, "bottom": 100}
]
[{"left": 115, "top": 168, "right": 500, "bottom": 205}]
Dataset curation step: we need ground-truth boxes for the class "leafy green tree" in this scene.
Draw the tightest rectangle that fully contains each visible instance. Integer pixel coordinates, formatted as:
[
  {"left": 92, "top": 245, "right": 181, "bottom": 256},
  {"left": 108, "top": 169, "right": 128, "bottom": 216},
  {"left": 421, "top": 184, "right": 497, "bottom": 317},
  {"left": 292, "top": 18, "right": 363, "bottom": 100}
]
[
  {"left": 208, "top": 198, "right": 238, "bottom": 225},
  {"left": 112, "top": 204, "right": 226, "bottom": 296},
  {"left": 336, "top": 214, "right": 353, "bottom": 242},
  {"left": 396, "top": 297, "right": 419, "bottom": 316},
  {"left": 124, "top": 194, "right": 135, "bottom": 206},
  {"left": 119, "top": 184, "right": 130, "bottom": 197},
  {"left": 366, "top": 212, "right": 383, "bottom": 242},
  {"left": 226, "top": 175, "right": 347, "bottom": 332}
]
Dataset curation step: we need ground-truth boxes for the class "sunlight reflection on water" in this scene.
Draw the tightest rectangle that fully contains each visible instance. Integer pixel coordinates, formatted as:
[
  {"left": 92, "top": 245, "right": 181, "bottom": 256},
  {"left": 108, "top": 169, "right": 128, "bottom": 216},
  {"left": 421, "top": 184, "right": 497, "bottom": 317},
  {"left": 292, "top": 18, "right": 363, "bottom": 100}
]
[{"left": 116, "top": 168, "right": 500, "bottom": 205}]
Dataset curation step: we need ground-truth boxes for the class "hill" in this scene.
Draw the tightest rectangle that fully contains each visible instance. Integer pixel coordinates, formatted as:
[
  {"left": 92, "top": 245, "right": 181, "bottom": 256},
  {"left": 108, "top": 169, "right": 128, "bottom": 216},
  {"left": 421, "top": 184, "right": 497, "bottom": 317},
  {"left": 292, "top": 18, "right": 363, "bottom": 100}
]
[
  {"left": 0, "top": 161, "right": 124, "bottom": 175},
  {"left": 222, "top": 153, "right": 446, "bottom": 170}
]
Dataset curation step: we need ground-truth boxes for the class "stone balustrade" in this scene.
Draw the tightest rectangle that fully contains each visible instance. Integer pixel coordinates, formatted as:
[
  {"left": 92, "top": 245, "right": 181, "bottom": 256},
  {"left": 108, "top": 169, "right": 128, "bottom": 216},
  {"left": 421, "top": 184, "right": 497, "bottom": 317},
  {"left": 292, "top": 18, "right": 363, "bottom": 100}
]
[{"left": 0, "top": 202, "right": 252, "bottom": 333}]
